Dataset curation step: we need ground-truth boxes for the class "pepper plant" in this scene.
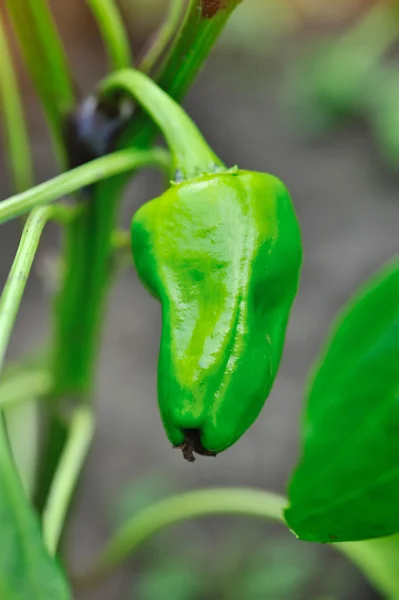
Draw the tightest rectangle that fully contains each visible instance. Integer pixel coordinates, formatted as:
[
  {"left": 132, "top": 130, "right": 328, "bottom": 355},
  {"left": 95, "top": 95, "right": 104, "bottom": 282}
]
[{"left": 1, "top": 1, "right": 399, "bottom": 599}]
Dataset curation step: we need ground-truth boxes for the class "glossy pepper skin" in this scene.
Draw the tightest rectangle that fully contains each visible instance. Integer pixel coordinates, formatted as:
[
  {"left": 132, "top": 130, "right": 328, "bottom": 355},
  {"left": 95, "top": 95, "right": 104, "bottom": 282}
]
[{"left": 132, "top": 170, "right": 302, "bottom": 458}]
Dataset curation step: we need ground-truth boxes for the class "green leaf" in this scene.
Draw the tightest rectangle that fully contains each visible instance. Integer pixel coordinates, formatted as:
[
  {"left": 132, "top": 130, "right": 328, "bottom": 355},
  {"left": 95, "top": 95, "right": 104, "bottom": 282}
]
[
  {"left": 285, "top": 255, "right": 399, "bottom": 542},
  {"left": 0, "top": 422, "right": 71, "bottom": 599}
]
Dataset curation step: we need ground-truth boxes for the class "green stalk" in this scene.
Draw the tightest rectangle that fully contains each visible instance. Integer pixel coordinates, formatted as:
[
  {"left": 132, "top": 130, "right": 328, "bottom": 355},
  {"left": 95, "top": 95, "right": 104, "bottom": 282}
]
[
  {"left": 87, "top": 0, "right": 132, "bottom": 71},
  {"left": 6, "top": 0, "right": 75, "bottom": 165},
  {"left": 0, "top": 12, "right": 33, "bottom": 192},
  {"left": 0, "top": 206, "right": 54, "bottom": 376},
  {"left": 0, "top": 147, "right": 170, "bottom": 225},
  {"left": 74, "top": 488, "right": 399, "bottom": 599},
  {"left": 139, "top": 0, "right": 185, "bottom": 74},
  {"left": 27, "top": 0, "right": 74, "bottom": 112},
  {"left": 76, "top": 489, "right": 285, "bottom": 587},
  {"left": 154, "top": 0, "right": 243, "bottom": 101},
  {"left": 99, "top": 68, "right": 224, "bottom": 179},
  {"left": 0, "top": 208, "right": 52, "bottom": 499},
  {"left": 43, "top": 407, "right": 94, "bottom": 555}
]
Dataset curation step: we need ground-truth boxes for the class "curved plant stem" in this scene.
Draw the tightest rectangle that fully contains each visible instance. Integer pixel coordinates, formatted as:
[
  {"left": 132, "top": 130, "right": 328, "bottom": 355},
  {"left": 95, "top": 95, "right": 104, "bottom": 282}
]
[
  {"left": 76, "top": 488, "right": 285, "bottom": 587},
  {"left": 139, "top": 0, "right": 185, "bottom": 74},
  {"left": 0, "top": 206, "right": 53, "bottom": 375},
  {"left": 102, "top": 0, "right": 242, "bottom": 181},
  {"left": 0, "top": 12, "right": 33, "bottom": 192},
  {"left": 87, "top": 0, "right": 132, "bottom": 71},
  {"left": 42, "top": 407, "right": 94, "bottom": 555},
  {"left": 0, "top": 147, "right": 170, "bottom": 224},
  {"left": 74, "top": 488, "right": 399, "bottom": 599},
  {"left": 99, "top": 69, "right": 223, "bottom": 179}
]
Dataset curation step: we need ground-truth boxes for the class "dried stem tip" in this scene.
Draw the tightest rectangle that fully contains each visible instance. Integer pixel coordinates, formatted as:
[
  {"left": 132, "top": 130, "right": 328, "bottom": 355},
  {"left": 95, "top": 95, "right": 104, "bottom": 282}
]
[{"left": 175, "top": 429, "right": 217, "bottom": 462}]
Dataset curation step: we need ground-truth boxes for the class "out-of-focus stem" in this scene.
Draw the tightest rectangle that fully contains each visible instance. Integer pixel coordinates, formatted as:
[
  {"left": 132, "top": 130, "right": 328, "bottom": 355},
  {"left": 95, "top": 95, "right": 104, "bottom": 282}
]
[
  {"left": 43, "top": 407, "right": 94, "bottom": 555},
  {"left": 139, "top": 0, "right": 186, "bottom": 74},
  {"left": 0, "top": 12, "right": 33, "bottom": 192},
  {"left": 0, "top": 206, "right": 54, "bottom": 376},
  {"left": 87, "top": 0, "right": 132, "bottom": 71}
]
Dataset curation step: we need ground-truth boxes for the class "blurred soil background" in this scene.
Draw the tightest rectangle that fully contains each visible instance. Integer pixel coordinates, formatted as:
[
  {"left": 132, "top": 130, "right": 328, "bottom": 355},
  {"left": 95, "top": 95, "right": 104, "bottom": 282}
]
[{"left": 0, "top": 0, "right": 397, "bottom": 598}]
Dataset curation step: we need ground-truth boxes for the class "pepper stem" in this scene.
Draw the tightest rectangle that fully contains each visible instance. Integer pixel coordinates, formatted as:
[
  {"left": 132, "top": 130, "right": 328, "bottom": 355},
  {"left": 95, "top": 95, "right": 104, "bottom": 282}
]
[
  {"left": 98, "top": 68, "right": 225, "bottom": 181},
  {"left": 177, "top": 429, "right": 217, "bottom": 462}
]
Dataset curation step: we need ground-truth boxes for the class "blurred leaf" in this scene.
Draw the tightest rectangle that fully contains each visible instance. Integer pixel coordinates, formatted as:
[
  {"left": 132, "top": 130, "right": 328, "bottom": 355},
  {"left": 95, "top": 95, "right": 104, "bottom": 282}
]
[
  {"left": 286, "top": 255, "right": 399, "bottom": 542},
  {"left": 0, "top": 422, "right": 71, "bottom": 599},
  {"left": 135, "top": 560, "right": 203, "bottom": 600}
]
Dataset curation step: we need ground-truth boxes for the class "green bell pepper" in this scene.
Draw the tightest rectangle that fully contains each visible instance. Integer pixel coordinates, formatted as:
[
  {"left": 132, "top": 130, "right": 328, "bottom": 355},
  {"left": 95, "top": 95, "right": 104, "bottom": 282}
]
[{"left": 99, "top": 69, "right": 302, "bottom": 460}]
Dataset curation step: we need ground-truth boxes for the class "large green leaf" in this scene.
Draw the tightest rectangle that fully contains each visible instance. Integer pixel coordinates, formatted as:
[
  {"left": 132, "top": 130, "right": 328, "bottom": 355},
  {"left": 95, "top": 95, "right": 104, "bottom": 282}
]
[
  {"left": 285, "top": 256, "right": 399, "bottom": 542},
  {"left": 0, "top": 421, "right": 71, "bottom": 599}
]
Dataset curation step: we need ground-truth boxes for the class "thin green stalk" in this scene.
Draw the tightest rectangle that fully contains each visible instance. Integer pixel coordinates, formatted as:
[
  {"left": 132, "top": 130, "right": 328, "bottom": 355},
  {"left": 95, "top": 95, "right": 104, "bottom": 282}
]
[
  {"left": 6, "top": 0, "right": 75, "bottom": 165},
  {"left": 103, "top": 0, "right": 242, "bottom": 171},
  {"left": 0, "top": 147, "right": 171, "bottom": 225},
  {"left": 99, "top": 69, "right": 223, "bottom": 179},
  {"left": 0, "top": 206, "right": 53, "bottom": 376},
  {"left": 0, "top": 12, "right": 33, "bottom": 192},
  {"left": 74, "top": 488, "right": 399, "bottom": 599},
  {"left": 42, "top": 407, "right": 94, "bottom": 555},
  {"left": 139, "top": 0, "right": 185, "bottom": 74},
  {"left": 154, "top": 0, "right": 243, "bottom": 100},
  {"left": 87, "top": 0, "right": 132, "bottom": 71},
  {"left": 76, "top": 489, "right": 285, "bottom": 587},
  {"left": 27, "top": 0, "right": 74, "bottom": 113}
]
